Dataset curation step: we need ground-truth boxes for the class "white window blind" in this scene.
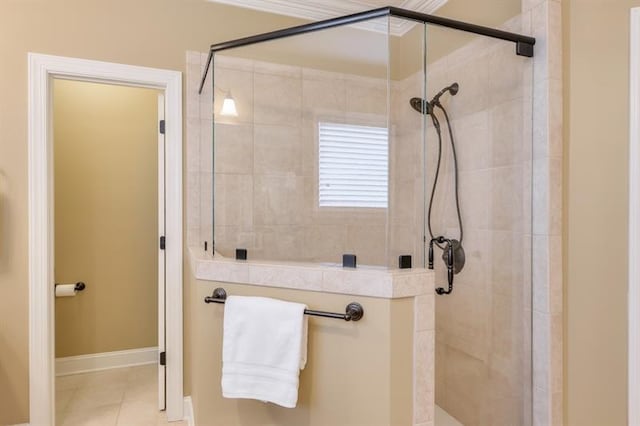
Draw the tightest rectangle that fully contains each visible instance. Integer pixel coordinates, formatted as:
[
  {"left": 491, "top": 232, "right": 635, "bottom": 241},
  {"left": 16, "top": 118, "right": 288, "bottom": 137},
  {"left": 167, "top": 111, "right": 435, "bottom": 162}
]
[{"left": 318, "top": 122, "right": 388, "bottom": 208}]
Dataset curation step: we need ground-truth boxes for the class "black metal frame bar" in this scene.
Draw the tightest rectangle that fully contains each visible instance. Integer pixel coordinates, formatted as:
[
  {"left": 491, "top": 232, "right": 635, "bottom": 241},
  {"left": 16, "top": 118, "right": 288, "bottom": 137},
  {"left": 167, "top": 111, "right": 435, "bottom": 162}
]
[
  {"left": 198, "top": 5, "right": 535, "bottom": 93},
  {"left": 204, "top": 288, "right": 365, "bottom": 322}
]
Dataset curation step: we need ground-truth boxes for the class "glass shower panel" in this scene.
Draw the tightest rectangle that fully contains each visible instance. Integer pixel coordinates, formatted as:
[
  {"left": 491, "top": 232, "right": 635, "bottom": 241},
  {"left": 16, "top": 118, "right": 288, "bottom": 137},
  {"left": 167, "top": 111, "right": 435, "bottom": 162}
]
[
  {"left": 210, "top": 17, "right": 401, "bottom": 267},
  {"left": 388, "top": 17, "right": 427, "bottom": 268},
  {"left": 425, "top": 21, "right": 533, "bottom": 426}
]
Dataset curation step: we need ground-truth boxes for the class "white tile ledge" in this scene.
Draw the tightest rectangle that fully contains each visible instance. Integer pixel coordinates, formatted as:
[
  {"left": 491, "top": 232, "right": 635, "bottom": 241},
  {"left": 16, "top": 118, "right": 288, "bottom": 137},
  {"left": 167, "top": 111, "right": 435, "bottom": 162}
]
[{"left": 188, "top": 247, "right": 434, "bottom": 299}]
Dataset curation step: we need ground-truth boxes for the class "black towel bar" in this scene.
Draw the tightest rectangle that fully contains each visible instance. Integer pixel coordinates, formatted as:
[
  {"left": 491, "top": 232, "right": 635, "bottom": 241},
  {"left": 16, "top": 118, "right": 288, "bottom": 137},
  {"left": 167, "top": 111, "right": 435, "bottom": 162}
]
[{"left": 204, "top": 287, "right": 364, "bottom": 322}]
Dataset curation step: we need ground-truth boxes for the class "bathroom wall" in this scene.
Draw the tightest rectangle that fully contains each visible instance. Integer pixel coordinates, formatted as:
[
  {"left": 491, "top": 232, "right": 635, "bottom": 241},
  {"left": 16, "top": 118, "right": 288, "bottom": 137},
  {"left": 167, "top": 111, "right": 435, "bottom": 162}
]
[
  {"left": 53, "top": 80, "right": 159, "bottom": 357},
  {"left": 425, "top": 15, "right": 533, "bottom": 426},
  {"left": 186, "top": 265, "right": 415, "bottom": 426},
  {"left": 189, "top": 53, "right": 425, "bottom": 268},
  {"left": 0, "top": 2, "right": 308, "bottom": 422},
  {"left": 563, "top": 0, "right": 640, "bottom": 424}
]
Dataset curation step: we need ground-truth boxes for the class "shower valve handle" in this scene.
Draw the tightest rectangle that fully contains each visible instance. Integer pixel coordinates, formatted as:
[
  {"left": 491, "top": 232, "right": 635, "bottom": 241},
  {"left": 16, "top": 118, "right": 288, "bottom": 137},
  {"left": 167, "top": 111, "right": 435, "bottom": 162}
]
[
  {"left": 428, "top": 240, "right": 434, "bottom": 269},
  {"left": 435, "top": 238, "right": 455, "bottom": 295},
  {"left": 447, "top": 242, "right": 455, "bottom": 285},
  {"left": 428, "top": 236, "right": 446, "bottom": 269}
]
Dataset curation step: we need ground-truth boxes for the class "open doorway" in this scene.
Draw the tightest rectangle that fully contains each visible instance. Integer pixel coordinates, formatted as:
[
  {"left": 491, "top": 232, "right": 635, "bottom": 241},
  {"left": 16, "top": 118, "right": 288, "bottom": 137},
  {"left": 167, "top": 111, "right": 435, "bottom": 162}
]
[
  {"left": 52, "top": 80, "right": 169, "bottom": 424},
  {"left": 28, "top": 53, "right": 183, "bottom": 425}
]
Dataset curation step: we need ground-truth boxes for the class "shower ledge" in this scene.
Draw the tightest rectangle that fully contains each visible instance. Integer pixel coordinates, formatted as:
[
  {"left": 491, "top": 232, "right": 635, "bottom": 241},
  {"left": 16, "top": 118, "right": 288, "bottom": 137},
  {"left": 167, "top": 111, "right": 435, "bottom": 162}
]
[{"left": 188, "top": 247, "right": 434, "bottom": 299}]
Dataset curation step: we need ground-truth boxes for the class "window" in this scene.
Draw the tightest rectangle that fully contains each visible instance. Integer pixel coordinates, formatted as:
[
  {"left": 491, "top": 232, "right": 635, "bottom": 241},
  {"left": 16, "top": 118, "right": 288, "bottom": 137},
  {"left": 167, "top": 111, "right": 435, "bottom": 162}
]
[{"left": 318, "top": 122, "right": 388, "bottom": 208}]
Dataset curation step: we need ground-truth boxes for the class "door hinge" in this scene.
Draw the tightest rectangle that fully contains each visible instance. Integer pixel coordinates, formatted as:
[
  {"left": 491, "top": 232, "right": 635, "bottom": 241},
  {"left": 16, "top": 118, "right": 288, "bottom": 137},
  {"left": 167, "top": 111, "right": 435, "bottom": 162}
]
[
  {"left": 159, "top": 120, "right": 165, "bottom": 135},
  {"left": 160, "top": 236, "right": 166, "bottom": 250},
  {"left": 159, "top": 351, "right": 166, "bottom": 366}
]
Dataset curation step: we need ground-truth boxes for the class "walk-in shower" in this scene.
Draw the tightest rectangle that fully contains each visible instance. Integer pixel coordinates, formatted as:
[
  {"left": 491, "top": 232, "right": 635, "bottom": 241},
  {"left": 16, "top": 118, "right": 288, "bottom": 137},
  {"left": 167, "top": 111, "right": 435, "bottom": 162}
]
[{"left": 198, "top": 6, "right": 535, "bottom": 425}]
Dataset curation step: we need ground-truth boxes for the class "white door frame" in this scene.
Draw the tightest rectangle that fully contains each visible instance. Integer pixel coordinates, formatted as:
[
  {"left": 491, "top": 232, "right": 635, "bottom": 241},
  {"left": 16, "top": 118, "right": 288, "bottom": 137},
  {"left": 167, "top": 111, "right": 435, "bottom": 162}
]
[
  {"left": 630, "top": 8, "right": 640, "bottom": 426},
  {"left": 27, "top": 53, "right": 183, "bottom": 425}
]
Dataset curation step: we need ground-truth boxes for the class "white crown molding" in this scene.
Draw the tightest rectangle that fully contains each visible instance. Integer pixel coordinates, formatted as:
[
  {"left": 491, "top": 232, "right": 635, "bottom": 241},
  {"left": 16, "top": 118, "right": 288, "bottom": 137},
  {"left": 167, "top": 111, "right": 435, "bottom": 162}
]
[{"left": 209, "top": 0, "right": 448, "bottom": 36}]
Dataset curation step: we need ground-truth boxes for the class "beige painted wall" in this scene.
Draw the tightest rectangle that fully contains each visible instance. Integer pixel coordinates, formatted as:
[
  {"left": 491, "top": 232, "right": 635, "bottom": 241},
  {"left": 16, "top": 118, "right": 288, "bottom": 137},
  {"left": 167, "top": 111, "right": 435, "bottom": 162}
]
[
  {"left": 187, "top": 267, "right": 414, "bottom": 426},
  {"left": 53, "top": 80, "right": 159, "bottom": 357},
  {"left": 7, "top": 0, "right": 617, "bottom": 424},
  {"left": 563, "top": 1, "right": 638, "bottom": 424},
  {"left": 0, "top": 1, "right": 306, "bottom": 423}
]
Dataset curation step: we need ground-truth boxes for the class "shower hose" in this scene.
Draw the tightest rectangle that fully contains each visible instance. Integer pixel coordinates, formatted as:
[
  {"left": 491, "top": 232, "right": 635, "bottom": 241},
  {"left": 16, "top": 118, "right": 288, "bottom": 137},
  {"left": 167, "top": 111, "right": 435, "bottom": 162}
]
[{"left": 427, "top": 99, "right": 464, "bottom": 295}]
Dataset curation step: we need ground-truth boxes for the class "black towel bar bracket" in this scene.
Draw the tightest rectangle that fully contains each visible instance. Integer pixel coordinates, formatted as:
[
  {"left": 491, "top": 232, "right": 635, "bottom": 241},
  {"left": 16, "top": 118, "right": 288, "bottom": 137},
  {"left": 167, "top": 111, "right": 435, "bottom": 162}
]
[{"left": 204, "top": 287, "right": 364, "bottom": 322}]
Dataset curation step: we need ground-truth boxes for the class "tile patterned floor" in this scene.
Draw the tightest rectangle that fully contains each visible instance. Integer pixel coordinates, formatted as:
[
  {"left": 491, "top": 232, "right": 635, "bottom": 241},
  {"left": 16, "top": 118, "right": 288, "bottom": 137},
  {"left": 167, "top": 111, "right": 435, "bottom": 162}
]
[{"left": 56, "top": 365, "right": 186, "bottom": 426}]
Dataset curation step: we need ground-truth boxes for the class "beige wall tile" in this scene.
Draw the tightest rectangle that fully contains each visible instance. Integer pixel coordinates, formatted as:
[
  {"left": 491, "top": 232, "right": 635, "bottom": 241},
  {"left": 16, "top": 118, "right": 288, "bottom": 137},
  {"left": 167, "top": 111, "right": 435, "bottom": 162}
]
[
  {"left": 434, "top": 333, "right": 447, "bottom": 407},
  {"left": 446, "top": 54, "right": 491, "bottom": 117},
  {"left": 186, "top": 118, "right": 201, "bottom": 173},
  {"left": 213, "top": 173, "right": 253, "bottom": 228},
  {"left": 491, "top": 99, "right": 524, "bottom": 167},
  {"left": 532, "top": 156, "right": 562, "bottom": 236},
  {"left": 489, "top": 43, "right": 528, "bottom": 106},
  {"left": 452, "top": 111, "right": 491, "bottom": 172},
  {"left": 345, "top": 75, "right": 387, "bottom": 116},
  {"left": 414, "top": 330, "right": 435, "bottom": 424},
  {"left": 252, "top": 175, "right": 305, "bottom": 227},
  {"left": 253, "top": 124, "right": 302, "bottom": 175},
  {"left": 199, "top": 119, "right": 213, "bottom": 173},
  {"left": 491, "top": 166, "right": 524, "bottom": 231},
  {"left": 491, "top": 231, "right": 524, "bottom": 295},
  {"left": 442, "top": 345, "right": 486, "bottom": 426},
  {"left": 254, "top": 72, "right": 302, "bottom": 125},
  {"left": 415, "top": 294, "right": 435, "bottom": 332},
  {"left": 439, "top": 285, "right": 491, "bottom": 362},
  {"left": 458, "top": 170, "right": 491, "bottom": 230},
  {"left": 303, "top": 224, "right": 348, "bottom": 264},
  {"left": 532, "top": 235, "right": 562, "bottom": 314},
  {"left": 532, "top": 1, "right": 562, "bottom": 82},
  {"left": 214, "top": 123, "right": 253, "bottom": 174},
  {"left": 257, "top": 225, "right": 306, "bottom": 261},
  {"left": 302, "top": 76, "right": 346, "bottom": 114},
  {"left": 346, "top": 224, "right": 387, "bottom": 266},
  {"left": 248, "top": 263, "right": 323, "bottom": 292}
]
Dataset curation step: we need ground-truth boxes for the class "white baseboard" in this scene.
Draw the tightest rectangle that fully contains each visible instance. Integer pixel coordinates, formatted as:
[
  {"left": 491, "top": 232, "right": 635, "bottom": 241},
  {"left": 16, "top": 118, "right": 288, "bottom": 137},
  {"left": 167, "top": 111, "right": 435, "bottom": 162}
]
[
  {"left": 55, "top": 346, "right": 158, "bottom": 376},
  {"left": 183, "top": 396, "right": 195, "bottom": 426}
]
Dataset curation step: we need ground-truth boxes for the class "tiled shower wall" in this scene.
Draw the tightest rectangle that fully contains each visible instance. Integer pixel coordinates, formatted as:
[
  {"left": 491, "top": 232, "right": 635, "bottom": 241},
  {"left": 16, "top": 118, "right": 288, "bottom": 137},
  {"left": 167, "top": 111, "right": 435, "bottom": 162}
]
[
  {"left": 426, "top": 14, "right": 534, "bottom": 426},
  {"left": 188, "top": 53, "right": 425, "bottom": 268}
]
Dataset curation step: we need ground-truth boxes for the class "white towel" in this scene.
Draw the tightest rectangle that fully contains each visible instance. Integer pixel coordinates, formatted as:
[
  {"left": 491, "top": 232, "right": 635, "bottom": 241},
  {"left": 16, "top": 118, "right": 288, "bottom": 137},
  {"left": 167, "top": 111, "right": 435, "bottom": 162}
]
[{"left": 221, "top": 295, "right": 308, "bottom": 408}]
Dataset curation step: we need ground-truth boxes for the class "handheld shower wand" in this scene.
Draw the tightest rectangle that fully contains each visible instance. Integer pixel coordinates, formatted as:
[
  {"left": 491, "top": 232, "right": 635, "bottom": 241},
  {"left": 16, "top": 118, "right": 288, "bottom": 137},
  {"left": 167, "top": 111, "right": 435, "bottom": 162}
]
[
  {"left": 413, "top": 83, "right": 465, "bottom": 296},
  {"left": 431, "top": 82, "right": 459, "bottom": 105}
]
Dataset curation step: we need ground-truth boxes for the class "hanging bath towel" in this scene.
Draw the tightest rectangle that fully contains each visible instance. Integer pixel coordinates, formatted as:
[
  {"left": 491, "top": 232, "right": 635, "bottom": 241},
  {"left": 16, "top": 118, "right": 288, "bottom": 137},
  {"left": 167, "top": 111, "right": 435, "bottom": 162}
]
[{"left": 221, "top": 295, "right": 308, "bottom": 408}]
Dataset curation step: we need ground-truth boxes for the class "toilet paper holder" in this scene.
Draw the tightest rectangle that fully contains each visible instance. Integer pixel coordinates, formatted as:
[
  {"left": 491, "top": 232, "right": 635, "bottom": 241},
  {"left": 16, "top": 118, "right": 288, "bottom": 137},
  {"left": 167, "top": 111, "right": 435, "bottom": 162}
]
[{"left": 55, "top": 282, "right": 86, "bottom": 292}]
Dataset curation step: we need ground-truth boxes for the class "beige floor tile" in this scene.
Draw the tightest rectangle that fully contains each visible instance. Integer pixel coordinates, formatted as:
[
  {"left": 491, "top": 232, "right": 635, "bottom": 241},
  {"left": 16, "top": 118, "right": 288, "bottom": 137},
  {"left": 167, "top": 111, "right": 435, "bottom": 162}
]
[
  {"left": 56, "top": 367, "right": 170, "bottom": 426},
  {"left": 123, "top": 382, "right": 157, "bottom": 404},
  {"left": 126, "top": 364, "right": 156, "bottom": 383},
  {"left": 59, "top": 403, "right": 121, "bottom": 426},
  {"left": 56, "top": 388, "right": 76, "bottom": 413},
  {"left": 79, "top": 369, "right": 130, "bottom": 389},
  {"left": 65, "top": 384, "right": 125, "bottom": 412},
  {"left": 56, "top": 374, "right": 84, "bottom": 391},
  {"left": 116, "top": 400, "right": 159, "bottom": 426}
]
